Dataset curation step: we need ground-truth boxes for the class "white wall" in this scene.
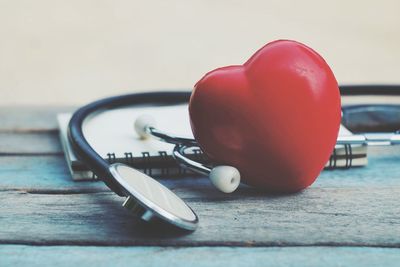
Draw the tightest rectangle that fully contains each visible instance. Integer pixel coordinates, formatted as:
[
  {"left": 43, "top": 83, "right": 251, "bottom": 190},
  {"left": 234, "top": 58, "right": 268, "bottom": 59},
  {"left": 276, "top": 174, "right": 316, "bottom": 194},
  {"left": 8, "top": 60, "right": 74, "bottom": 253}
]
[{"left": 1, "top": 0, "right": 399, "bottom": 105}]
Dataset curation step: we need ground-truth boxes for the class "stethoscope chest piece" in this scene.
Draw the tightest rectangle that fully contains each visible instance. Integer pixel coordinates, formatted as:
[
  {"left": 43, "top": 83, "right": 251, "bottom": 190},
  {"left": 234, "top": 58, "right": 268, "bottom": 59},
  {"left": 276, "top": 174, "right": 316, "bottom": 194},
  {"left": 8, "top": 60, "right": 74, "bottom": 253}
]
[{"left": 109, "top": 163, "right": 198, "bottom": 231}]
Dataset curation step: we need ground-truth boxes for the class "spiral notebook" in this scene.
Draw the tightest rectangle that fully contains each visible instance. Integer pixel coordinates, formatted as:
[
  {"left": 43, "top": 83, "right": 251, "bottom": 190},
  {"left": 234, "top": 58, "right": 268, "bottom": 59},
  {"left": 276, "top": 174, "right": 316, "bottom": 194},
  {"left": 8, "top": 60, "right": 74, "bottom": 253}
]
[{"left": 57, "top": 104, "right": 367, "bottom": 181}]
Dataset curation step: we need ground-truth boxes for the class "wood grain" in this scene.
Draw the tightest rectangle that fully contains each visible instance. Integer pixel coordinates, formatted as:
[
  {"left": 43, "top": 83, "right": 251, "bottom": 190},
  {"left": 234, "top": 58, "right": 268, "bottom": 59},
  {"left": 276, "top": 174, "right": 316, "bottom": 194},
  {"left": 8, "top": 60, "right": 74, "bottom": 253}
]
[
  {"left": 0, "top": 146, "right": 399, "bottom": 191},
  {"left": 1, "top": 245, "right": 400, "bottom": 267},
  {"left": 0, "top": 184, "right": 399, "bottom": 246},
  {"left": 0, "top": 135, "right": 399, "bottom": 246},
  {"left": 0, "top": 132, "right": 61, "bottom": 155},
  {"left": 1, "top": 107, "right": 400, "bottom": 253}
]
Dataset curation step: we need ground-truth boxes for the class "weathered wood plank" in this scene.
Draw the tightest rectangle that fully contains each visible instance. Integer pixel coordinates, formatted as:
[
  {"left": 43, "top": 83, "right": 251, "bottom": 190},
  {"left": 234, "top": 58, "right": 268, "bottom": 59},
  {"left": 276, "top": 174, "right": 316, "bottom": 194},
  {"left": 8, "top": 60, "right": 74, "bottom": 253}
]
[
  {"left": 0, "top": 146, "right": 399, "bottom": 191},
  {"left": 0, "top": 185, "right": 399, "bottom": 246},
  {"left": 0, "top": 155, "right": 103, "bottom": 191},
  {"left": 0, "top": 106, "right": 74, "bottom": 132},
  {"left": 1, "top": 107, "right": 399, "bottom": 248},
  {"left": 1, "top": 246, "right": 400, "bottom": 267},
  {"left": 0, "top": 155, "right": 214, "bottom": 196},
  {"left": 0, "top": 132, "right": 61, "bottom": 155},
  {"left": 0, "top": 154, "right": 224, "bottom": 194},
  {"left": 0, "top": 139, "right": 398, "bottom": 247}
]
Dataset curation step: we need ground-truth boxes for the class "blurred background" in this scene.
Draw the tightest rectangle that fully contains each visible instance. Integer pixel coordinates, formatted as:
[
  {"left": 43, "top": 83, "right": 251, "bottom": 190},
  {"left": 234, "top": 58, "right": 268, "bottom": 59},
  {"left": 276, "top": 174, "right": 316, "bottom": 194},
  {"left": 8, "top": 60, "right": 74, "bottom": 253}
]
[{"left": 0, "top": 0, "right": 399, "bottom": 106}]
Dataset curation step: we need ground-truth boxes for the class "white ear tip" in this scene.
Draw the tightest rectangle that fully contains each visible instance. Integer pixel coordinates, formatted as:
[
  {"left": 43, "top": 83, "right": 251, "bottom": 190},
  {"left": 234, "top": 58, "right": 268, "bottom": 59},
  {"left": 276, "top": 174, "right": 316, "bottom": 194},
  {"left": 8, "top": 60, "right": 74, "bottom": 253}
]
[
  {"left": 134, "top": 115, "right": 156, "bottom": 139},
  {"left": 209, "top": 166, "right": 241, "bottom": 193}
]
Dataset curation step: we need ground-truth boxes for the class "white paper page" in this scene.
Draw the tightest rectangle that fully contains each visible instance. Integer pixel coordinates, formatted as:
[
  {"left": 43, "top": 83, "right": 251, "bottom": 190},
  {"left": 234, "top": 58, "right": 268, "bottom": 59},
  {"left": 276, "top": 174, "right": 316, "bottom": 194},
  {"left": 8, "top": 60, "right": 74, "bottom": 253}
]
[{"left": 58, "top": 104, "right": 193, "bottom": 161}]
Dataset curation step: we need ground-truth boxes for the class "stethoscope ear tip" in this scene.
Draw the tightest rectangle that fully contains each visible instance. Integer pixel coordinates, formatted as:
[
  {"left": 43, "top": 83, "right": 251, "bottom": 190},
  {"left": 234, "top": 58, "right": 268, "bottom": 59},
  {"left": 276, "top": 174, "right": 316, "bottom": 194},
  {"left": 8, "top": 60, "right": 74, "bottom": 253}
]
[
  {"left": 209, "top": 165, "right": 241, "bottom": 193},
  {"left": 134, "top": 114, "right": 157, "bottom": 139}
]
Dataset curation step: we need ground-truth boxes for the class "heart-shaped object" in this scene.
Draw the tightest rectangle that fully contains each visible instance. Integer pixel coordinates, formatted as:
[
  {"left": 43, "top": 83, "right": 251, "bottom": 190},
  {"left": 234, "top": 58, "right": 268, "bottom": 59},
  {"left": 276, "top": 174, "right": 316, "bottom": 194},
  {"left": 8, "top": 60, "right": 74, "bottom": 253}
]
[{"left": 189, "top": 40, "right": 341, "bottom": 193}]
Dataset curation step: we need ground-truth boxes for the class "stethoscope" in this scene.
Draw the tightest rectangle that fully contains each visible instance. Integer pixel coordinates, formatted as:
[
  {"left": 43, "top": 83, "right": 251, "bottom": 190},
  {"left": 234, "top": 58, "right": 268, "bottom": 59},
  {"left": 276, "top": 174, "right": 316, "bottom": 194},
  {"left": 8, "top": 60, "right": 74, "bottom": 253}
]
[{"left": 68, "top": 85, "right": 400, "bottom": 231}]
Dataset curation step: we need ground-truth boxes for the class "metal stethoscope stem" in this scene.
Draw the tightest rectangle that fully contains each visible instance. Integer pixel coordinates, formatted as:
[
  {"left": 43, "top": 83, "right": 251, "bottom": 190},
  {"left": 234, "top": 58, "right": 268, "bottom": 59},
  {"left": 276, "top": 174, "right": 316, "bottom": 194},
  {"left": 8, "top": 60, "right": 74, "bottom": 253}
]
[
  {"left": 134, "top": 115, "right": 241, "bottom": 193},
  {"left": 145, "top": 126, "right": 211, "bottom": 176},
  {"left": 147, "top": 123, "right": 400, "bottom": 150},
  {"left": 149, "top": 127, "right": 400, "bottom": 171},
  {"left": 337, "top": 133, "right": 400, "bottom": 146}
]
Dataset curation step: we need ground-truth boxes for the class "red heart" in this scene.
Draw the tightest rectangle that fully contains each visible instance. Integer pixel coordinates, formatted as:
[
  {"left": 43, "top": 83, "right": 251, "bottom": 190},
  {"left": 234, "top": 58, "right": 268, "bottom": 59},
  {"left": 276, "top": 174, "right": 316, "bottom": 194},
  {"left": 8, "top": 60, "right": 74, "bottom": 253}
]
[{"left": 189, "top": 40, "right": 341, "bottom": 193}]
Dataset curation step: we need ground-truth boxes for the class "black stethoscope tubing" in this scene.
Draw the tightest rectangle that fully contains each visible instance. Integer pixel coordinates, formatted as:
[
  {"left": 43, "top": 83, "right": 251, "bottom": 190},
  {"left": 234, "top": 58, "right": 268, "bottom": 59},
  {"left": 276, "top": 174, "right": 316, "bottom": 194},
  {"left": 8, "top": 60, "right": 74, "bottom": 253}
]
[
  {"left": 68, "top": 92, "right": 191, "bottom": 195},
  {"left": 339, "top": 85, "right": 400, "bottom": 96},
  {"left": 68, "top": 85, "right": 400, "bottom": 195}
]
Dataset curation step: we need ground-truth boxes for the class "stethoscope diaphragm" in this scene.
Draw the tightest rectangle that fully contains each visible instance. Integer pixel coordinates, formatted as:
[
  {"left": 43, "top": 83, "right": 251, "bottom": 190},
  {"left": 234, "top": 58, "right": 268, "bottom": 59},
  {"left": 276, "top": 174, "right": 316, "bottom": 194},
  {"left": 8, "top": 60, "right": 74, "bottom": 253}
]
[{"left": 109, "top": 163, "right": 198, "bottom": 231}]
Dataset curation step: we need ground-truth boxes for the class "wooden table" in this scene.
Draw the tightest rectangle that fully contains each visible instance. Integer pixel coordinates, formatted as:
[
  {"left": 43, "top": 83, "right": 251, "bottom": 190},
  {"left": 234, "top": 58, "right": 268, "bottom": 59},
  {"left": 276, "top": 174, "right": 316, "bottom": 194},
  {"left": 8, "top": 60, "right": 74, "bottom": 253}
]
[{"left": 1, "top": 107, "right": 399, "bottom": 266}]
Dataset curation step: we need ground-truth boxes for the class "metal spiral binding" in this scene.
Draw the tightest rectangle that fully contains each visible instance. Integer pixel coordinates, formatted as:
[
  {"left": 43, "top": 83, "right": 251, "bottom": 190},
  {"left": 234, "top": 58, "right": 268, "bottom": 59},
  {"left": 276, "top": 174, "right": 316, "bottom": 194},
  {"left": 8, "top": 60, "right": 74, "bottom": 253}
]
[
  {"left": 91, "top": 172, "right": 98, "bottom": 180},
  {"left": 327, "top": 148, "right": 337, "bottom": 169},
  {"left": 345, "top": 144, "right": 353, "bottom": 168},
  {"left": 141, "top": 152, "right": 152, "bottom": 175},
  {"left": 124, "top": 152, "right": 134, "bottom": 165},
  {"left": 158, "top": 151, "right": 169, "bottom": 176},
  {"left": 193, "top": 148, "right": 203, "bottom": 161},
  {"left": 178, "top": 149, "right": 187, "bottom": 175},
  {"left": 107, "top": 153, "right": 116, "bottom": 164},
  {"left": 103, "top": 149, "right": 211, "bottom": 177},
  {"left": 326, "top": 144, "right": 354, "bottom": 169}
]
